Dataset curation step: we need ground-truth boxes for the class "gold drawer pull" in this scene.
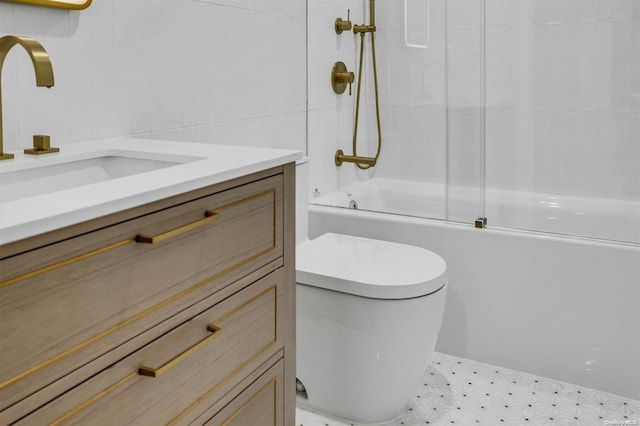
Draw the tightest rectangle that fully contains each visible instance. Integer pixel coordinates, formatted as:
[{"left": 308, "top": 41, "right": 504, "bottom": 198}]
[
  {"left": 135, "top": 210, "right": 219, "bottom": 244},
  {"left": 138, "top": 324, "right": 221, "bottom": 378}
]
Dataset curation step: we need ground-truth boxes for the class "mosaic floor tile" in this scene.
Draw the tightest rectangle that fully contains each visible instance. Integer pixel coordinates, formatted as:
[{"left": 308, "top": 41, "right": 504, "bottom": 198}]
[{"left": 296, "top": 352, "right": 640, "bottom": 426}]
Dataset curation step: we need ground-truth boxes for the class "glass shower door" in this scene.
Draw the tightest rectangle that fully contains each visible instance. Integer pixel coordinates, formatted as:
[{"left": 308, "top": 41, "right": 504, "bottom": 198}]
[
  {"left": 446, "top": 0, "right": 486, "bottom": 225},
  {"left": 482, "top": 0, "right": 640, "bottom": 243},
  {"left": 351, "top": 0, "right": 450, "bottom": 220}
]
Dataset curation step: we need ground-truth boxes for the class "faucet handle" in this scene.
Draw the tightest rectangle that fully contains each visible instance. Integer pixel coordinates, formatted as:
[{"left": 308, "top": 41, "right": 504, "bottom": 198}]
[
  {"left": 24, "top": 134, "right": 59, "bottom": 155},
  {"left": 335, "top": 9, "right": 352, "bottom": 34},
  {"left": 331, "top": 61, "right": 355, "bottom": 95}
]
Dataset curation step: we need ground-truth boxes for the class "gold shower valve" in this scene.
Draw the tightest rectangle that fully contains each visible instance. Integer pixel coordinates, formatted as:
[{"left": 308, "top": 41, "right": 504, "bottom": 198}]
[
  {"left": 331, "top": 61, "right": 354, "bottom": 95},
  {"left": 335, "top": 9, "right": 352, "bottom": 34}
]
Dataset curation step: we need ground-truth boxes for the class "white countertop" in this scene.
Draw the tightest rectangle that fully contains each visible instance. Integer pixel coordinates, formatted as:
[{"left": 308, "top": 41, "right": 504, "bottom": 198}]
[{"left": 0, "top": 137, "right": 301, "bottom": 245}]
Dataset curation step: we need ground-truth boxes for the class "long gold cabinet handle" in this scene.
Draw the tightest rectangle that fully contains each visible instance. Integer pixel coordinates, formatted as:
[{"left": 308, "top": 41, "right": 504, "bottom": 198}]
[
  {"left": 138, "top": 324, "right": 221, "bottom": 378},
  {"left": 135, "top": 210, "right": 219, "bottom": 244}
]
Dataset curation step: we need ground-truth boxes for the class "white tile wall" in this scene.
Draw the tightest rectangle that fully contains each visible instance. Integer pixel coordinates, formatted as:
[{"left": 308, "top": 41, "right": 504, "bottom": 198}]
[{"left": 0, "top": 0, "right": 306, "bottom": 154}]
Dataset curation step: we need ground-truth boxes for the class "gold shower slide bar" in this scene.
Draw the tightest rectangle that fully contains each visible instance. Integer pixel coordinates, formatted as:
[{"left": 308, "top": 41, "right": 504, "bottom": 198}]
[{"left": 334, "top": 149, "right": 377, "bottom": 167}]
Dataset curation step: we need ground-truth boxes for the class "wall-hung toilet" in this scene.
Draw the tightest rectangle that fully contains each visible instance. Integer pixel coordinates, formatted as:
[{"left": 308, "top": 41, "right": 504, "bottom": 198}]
[{"left": 295, "top": 157, "right": 448, "bottom": 424}]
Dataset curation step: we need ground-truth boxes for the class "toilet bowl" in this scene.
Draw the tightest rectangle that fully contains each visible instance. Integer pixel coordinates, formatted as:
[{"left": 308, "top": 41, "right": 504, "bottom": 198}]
[{"left": 296, "top": 232, "right": 447, "bottom": 424}]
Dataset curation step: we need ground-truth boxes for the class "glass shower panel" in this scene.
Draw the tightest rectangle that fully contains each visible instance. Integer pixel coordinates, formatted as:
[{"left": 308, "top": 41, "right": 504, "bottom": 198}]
[
  {"left": 483, "top": 0, "right": 640, "bottom": 243},
  {"left": 446, "top": 0, "right": 486, "bottom": 224},
  {"left": 359, "top": 0, "right": 449, "bottom": 220},
  {"left": 308, "top": 0, "right": 450, "bottom": 221}
]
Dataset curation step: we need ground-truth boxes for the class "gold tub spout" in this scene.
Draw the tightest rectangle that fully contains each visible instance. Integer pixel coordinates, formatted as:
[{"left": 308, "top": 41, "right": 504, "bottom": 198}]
[
  {"left": 334, "top": 149, "right": 377, "bottom": 167},
  {"left": 0, "top": 35, "right": 55, "bottom": 161}
]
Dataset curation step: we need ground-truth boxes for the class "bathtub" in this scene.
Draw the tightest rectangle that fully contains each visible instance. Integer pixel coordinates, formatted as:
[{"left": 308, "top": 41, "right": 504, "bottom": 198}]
[{"left": 308, "top": 178, "right": 640, "bottom": 399}]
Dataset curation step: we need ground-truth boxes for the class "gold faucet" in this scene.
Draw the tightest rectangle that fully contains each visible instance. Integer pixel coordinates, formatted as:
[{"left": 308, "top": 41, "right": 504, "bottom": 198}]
[{"left": 0, "top": 35, "right": 55, "bottom": 161}]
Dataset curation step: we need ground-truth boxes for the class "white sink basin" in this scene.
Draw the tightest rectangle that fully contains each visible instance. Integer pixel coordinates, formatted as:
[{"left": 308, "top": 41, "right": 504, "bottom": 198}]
[
  {"left": 0, "top": 151, "right": 202, "bottom": 203},
  {"left": 0, "top": 137, "right": 301, "bottom": 245}
]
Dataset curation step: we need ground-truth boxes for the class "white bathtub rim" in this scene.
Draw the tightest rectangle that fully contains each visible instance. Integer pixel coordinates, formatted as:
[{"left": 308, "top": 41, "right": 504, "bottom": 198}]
[
  {"left": 311, "top": 177, "right": 639, "bottom": 245},
  {"left": 308, "top": 204, "right": 640, "bottom": 251}
]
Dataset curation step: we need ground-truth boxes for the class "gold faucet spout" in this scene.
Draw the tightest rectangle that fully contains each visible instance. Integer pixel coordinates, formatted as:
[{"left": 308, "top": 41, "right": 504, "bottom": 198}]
[{"left": 0, "top": 35, "right": 55, "bottom": 160}]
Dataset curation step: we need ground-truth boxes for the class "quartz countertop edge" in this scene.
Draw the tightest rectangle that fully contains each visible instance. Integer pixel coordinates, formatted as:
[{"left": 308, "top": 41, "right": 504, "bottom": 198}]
[{"left": 0, "top": 137, "right": 302, "bottom": 245}]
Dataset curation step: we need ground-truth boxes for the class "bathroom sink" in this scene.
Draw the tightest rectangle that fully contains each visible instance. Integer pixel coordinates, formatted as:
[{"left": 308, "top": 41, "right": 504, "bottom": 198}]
[
  {"left": 0, "top": 151, "right": 202, "bottom": 203},
  {"left": 0, "top": 137, "right": 301, "bottom": 246}
]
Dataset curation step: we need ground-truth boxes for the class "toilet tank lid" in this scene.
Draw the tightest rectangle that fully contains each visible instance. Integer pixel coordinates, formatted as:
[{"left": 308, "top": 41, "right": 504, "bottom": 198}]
[{"left": 296, "top": 233, "right": 447, "bottom": 299}]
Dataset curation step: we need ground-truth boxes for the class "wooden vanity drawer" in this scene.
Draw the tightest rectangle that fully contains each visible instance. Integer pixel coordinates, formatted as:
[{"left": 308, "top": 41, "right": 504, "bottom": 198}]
[
  {"left": 0, "top": 174, "right": 283, "bottom": 413},
  {"left": 16, "top": 269, "right": 285, "bottom": 426},
  {"left": 205, "top": 359, "right": 284, "bottom": 426}
]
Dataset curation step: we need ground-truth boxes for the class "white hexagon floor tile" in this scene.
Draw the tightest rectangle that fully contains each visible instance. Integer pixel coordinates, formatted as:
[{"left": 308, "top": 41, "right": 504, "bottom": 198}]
[{"left": 296, "top": 352, "right": 640, "bottom": 426}]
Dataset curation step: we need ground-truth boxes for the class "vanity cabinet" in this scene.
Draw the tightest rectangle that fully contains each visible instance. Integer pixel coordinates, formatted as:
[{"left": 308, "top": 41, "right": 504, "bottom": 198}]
[{"left": 0, "top": 164, "right": 296, "bottom": 426}]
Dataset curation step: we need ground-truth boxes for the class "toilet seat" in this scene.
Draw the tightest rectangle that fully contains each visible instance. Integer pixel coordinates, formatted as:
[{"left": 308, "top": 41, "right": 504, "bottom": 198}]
[{"left": 296, "top": 233, "right": 447, "bottom": 300}]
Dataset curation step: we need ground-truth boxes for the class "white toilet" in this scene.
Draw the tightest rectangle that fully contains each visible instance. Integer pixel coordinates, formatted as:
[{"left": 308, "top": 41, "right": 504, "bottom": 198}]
[{"left": 295, "top": 162, "right": 448, "bottom": 424}]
